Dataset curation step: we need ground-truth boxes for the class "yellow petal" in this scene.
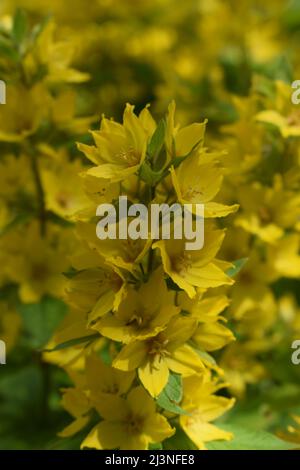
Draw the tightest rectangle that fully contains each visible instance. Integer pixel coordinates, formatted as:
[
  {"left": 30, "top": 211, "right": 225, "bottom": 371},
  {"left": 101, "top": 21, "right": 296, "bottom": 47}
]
[
  {"left": 193, "top": 322, "right": 235, "bottom": 351},
  {"left": 256, "top": 110, "right": 287, "bottom": 129},
  {"left": 185, "top": 262, "right": 233, "bottom": 289},
  {"left": 59, "top": 416, "right": 90, "bottom": 438},
  {"left": 127, "top": 386, "right": 156, "bottom": 416},
  {"left": 175, "top": 122, "right": 206, "bottom": 156},
  {"left": 113, "top": 341, "right": 148, "bottom": 371},
  {"left": 92, "top": 394, "right": 128, "bottom": 421},
  {"left": 120, "top": 434, "right": 149, "bottom": 450},
  {"left": 143, "top": 413, "right": 175, "bottom": 443},
  {"left": 180, "top": 417, "right": 233, "bottom": 449},
  {"left": 81, "top": 422, "right": 125, "bottom": 450},
  {"left": 193, "top": 396, "right": 235, "bottom": 422},
  {"left": 138, "top": 358, "right": 169, "bottom": 397},
  {"left": 86, "top": 163, "right": 138, "bottom": 181},
  {"left": 61, "top": 388, "right": 89, "bottom": 418},
  {"left": 166, "top": 344, "right": 204, "bottom": 375},
  {"left": 204, "top": 202, "right": 239, "bottom": 218}
]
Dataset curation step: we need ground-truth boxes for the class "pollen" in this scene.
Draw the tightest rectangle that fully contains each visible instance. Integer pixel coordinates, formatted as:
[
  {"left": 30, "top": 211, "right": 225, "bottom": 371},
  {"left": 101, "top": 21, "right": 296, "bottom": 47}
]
[
  {"left": 118, "top": 147, "right": 139, "bottom": 167},
  {"left": 171, "top": 253, "right": 192, "bottom": 275}
]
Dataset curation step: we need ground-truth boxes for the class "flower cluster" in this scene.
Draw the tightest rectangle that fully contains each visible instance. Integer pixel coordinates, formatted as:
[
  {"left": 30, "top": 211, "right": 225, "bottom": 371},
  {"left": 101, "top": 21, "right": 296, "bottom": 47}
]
[
  {"left": 213, "top": 78, "right": 300, "bottom": 445},
  {"left": 47, "top": 103, "right": 237, "bottom": 450},
  {"left": 0, "top": 0, "right": 300, "bottom": 451}
]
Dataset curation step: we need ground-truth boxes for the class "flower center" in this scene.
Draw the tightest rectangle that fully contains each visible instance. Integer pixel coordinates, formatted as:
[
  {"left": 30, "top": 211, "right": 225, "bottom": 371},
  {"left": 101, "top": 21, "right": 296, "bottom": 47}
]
[
  {"left": 147, "top": 337, "right": 171, "bottom": 359},
  {"left": 171, "top": 253, "right": 192, "bottom": 275},
  {"left": 118, "top": 147, "right": 139, "bottom": 167},
  {"left": 121, "top": 238, "right": 141, "bottom": 260},
  {"left": 287, "top": 110, "right": 300, "bottom": 127},
  {"left": 103, "top": 271, "right": 123, "bottom": 292},
  {"left": 258, "top": 206, "right": 272, "bottom": 224},
  {"left": 56, "top": 191, "right": 71, "bottom": 209},
  {"left": 31, "top": 263, "right": 49, "bottom": 281},
  {"left": 125, "top": 413, "right": 144, "bottom": 435},
  {"left": 239, "top": 270, "right": 253, "bottom": 284},
  {"left": 126, "top": 311, "right": 145, "bottom": 328},
  {"left": 101, "top": 383, "right": 119, "bottom": 394},
  {"left": 183, "top": 186, "right": 203, "bottom": 201}
]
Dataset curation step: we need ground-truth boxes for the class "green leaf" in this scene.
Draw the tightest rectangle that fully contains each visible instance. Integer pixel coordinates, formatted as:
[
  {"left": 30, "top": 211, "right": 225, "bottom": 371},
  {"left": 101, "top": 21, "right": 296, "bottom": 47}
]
[
  {"left": 206, "top": 425, "right": 297, "bottom": 450},
  {"left": 0, "top": 213, "right": 32, "bottom": 237},
  {"left": 98, "top": 340, "right": 113, "bottom": 365},
  {"left": 170, "top": 135, "right": 204, "bottom": 171},
  {"left": 0, "top": 284, "right": 18, "bottom": 302},
  {"left": 46, "top": 211, "right": 74, "bottom": 228},
  {"left": 62, "top": 267, "right": 82, "bottom": 279},
  {"left": 157, "top": 393, "right": 188, "bottom": 415},
  {"left": 17, "top": 296, "right": 68, "bottom": 349},
  {"left": 147, "top": 119, "right": 166, "bottom": 164},
  {"left": 12, "top": 9, "right": 28, "bottom": 44},
  {"left": 149, "top": 442, "right": 163, "bottom": 450},
  {"left": 0, "top": 365, "right": 45, "bottom": 433},
  {"left": 156, "top": 373, "right": 188, "bottom": 415},
  {"left": 253, "top": 76, "right": 276, "bottom": 100},
  {"left": 283, "top": 0, "right": 300, "bottom": 30},
  {"left": 165, "top": 277, "right": 183, "bottom": 292},
  {"left": 31, "top": 15, "right": 52, "bottom": 42},
  {"left": 163, "top": 425, "right": 197, "bottom": 450},
  {"left": 44, "top": 333, "right": 100, "bottom": 352},
  {"left": 165, "top": 373, "right": 183, "bottom": 402},
  {"left": 194, "top": 347, "right": 217, "bottom": 366},
  {"left": 170, "top": 155, "right": 187, "bottom": 169},
  {"left": 0, "top": 36, "right": 19, "bottom": 61},
  {"left": 226, "top": 258, "right": 248, "bottom": 278},
  {"left": 138, "top": 161, "right": 163, "bottom": 186},
  {"left": 263, "top": 55, "right": 293, "bottom": 84}
]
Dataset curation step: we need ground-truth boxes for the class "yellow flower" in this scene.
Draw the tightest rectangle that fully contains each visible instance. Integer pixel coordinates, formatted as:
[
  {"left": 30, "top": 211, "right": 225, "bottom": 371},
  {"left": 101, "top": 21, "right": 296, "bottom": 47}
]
[
  {"left": 165, "top": 101, "right": 206, "bottom": 164},
  {"left": 95, "top": 268, "right": 179, "bottom": 342},
  {"left": 0, "top": 83, "right": 48, "bottom": 142},
  {"left": 227, "top": 251, "right": 275, "bottom": 320},
  {"left": 113, "top": 315, "right": 204, "bottom": 397},
  {"left": 277, "top": 416, "right": 300, "bottom": 445},
  {"left": 76, "top": 220, "right": 151, "bottom": 274},
  {"left": 278, "top": 295, "right": 300, "bottom": 338},
  {"left": 50, "top": 90, "right": 95, "bottom": 135},
  {"left": 192, "top": 321, "right": 235, "bottom": 352},
  {"left": 180, "top": 372, "right": 235, "bottom": 450},
  {"left": 170, "top": 150, "right": 238, "bottom": 218},
  {"left": 220, "top": 343, "right": 266, "bottom": 398},
  {"left": 59, "top": 387, "right": 91, "bottom": 438},
  {"left": 0, "top": 302, "right": 21, "bottom": 353},
  {"left": 0, "top": 154, "right": 34, "bottom": 203},
  {"left": 86, "top": 354, "right": 135, "bottom": 399},
  {"left": 81, "top": 174, "right": 120, "bottom": 207},
  {"left": 78, "top": 104, "right": 156, "bottom": 181},
  {"left": 5, "top": 222, "right": 68, "bottom": 303},
  {"left": 81, "top": 386, "right": 175, "bottom": 450},
  {"left": 43, "top": 306, "right": 102, "bottom": 369},
  {"left": 67, "top": 247, "right": 126, "bottom": 324},
  {"left": 265, "top": 234, "right": 300, "bottom": 279},
  {"left": 235, "top": 176, "right": 300, "bottom": 244},
  {"left": 154, "top": 228, "right": 233, "bottom": 299},
  {"left": 219, "top": 94, "right": 264, "bottom": 181},
  {"left": 256, "top": 81, "right": 300, "bottom": 138},
  {"left": 41, "top": 155, "right": 90, "bottom": 219},
  {"left": 178, "top": 292, "right": 234, "bottom": 351},
  {"left": 23, "top": 20, "right": 90, "bottom": 84},
  {"left": 178, "top": 292, "right": 230, "bottom": 321},
  {"left": 59, "top": 354, "right": 135, "bottom": 438}
]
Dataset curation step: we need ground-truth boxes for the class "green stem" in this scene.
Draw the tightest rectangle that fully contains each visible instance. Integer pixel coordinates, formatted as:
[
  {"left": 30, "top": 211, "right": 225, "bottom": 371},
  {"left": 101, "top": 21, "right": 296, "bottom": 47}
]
[
  {"left": 39, "top": 353, "right": 51, "bottom": 425},
  {"left": 30, "top": 149, "right": 46, "bottom": 236},
  {"left": 147, "top": 247, "right": 154, "bottom": 276}
]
